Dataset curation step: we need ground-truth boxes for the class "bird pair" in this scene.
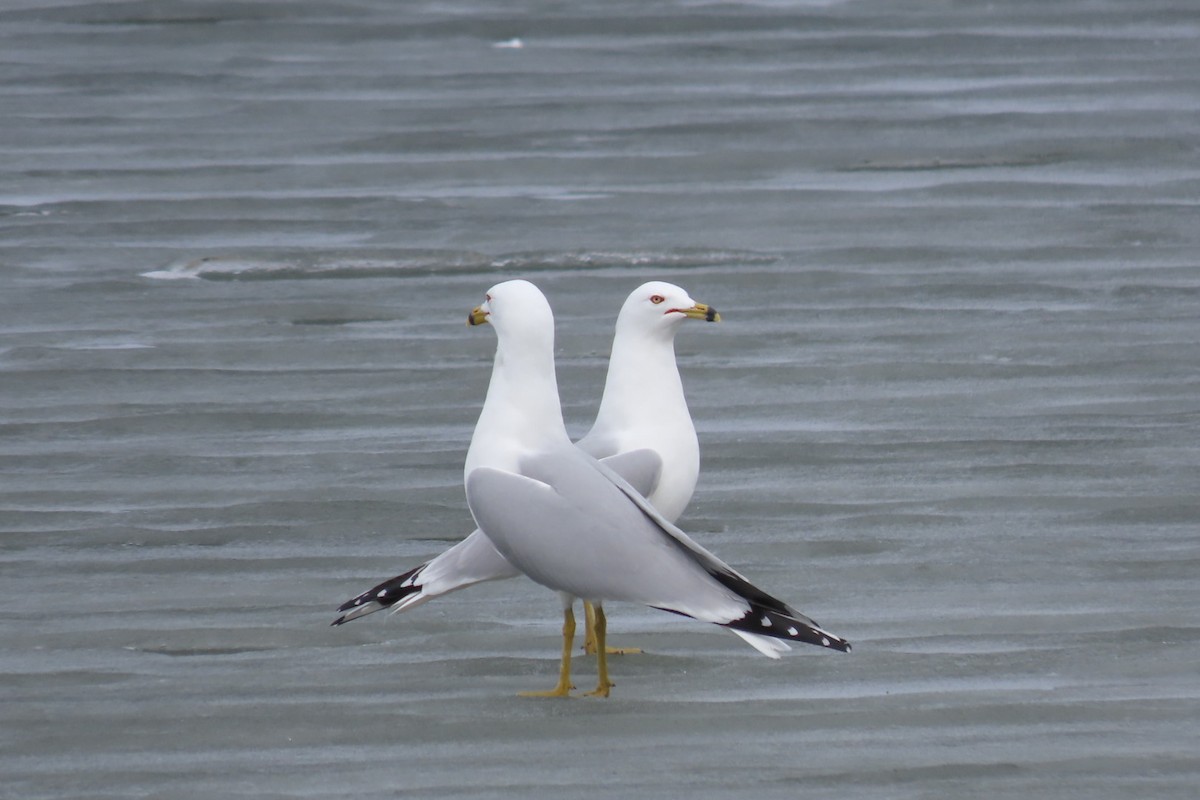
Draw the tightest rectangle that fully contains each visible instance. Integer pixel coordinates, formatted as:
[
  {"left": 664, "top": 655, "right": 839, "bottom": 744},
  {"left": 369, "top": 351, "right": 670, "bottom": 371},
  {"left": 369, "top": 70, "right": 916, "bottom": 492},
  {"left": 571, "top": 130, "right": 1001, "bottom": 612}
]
[{"left": 334, "top": 280, "right": 849, "bottom": 697}]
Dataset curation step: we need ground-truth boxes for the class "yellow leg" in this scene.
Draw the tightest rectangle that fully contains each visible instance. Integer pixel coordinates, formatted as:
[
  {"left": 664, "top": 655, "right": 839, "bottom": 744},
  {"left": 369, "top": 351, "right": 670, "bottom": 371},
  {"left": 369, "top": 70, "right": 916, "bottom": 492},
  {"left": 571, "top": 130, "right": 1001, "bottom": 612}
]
[
  {"left": 582, "top": 601, "right": 642, "bottom": 656},
  {"left": 583, "top": 605, "right": 612, "bottom": 698},
  {"left": 519, "top": 605, "right": 576, "bottom": 698},
  {"left": 583, "top": 602, "right": 598, "bottom": 653}
]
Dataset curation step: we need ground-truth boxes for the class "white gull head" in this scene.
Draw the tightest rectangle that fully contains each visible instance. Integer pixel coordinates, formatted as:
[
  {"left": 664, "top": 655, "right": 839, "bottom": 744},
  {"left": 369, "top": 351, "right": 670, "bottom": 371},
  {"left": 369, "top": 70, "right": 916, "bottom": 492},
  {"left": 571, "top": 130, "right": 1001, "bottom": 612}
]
[{"left": 465, "top": 280, "right": 570, "bottom": 480}]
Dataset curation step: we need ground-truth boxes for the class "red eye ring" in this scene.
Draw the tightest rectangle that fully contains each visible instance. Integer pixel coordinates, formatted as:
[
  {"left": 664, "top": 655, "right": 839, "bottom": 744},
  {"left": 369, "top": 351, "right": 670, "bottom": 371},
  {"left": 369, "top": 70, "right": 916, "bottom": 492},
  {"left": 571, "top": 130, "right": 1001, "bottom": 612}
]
[{"left": 650, "top": 295, "right": 665, "bottom": 304}]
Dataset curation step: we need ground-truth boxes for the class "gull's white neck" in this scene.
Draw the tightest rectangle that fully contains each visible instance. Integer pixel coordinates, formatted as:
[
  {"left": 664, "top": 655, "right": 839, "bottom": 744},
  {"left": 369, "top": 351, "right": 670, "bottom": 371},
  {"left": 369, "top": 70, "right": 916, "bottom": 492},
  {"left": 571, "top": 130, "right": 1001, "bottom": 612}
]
[
  {"left": 584, "top": 319, "right": 700, "bottom": 521},
  {"left": 595, "top": 324, "right": 688, "bottom": 434},
  {"left": 465, "top": 328, "right": 570, "bottom": 479}
]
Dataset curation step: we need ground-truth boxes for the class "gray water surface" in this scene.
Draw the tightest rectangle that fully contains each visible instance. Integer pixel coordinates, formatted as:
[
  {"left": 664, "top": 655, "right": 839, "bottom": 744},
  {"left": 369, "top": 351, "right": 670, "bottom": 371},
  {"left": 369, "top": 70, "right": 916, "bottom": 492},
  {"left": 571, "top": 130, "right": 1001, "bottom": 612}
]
[{"left": 2, "top": 1, "right": 1199, "bottom": 798}]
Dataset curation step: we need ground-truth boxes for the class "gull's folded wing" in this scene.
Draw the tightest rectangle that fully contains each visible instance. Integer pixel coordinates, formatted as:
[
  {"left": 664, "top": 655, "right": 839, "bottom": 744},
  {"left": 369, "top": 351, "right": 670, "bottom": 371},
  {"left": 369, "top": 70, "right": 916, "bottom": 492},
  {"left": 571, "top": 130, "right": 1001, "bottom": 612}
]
[
  {"left": 597, "top": 448, "right": 662, "bottom": 500},
  {"left": 589, "top": 454, "right": 847, "bottom": 649}
]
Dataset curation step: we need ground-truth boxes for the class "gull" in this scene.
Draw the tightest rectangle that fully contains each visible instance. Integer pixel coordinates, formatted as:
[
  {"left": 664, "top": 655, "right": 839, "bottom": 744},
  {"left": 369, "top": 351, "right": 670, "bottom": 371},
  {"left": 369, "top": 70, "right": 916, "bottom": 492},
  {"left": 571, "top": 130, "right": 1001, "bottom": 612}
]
[
  {"left": 463, "top": 279, "right": 849, "bottom": 697},
  {"left": 333, "top": 281, "right": 719, "bottom": 656}
]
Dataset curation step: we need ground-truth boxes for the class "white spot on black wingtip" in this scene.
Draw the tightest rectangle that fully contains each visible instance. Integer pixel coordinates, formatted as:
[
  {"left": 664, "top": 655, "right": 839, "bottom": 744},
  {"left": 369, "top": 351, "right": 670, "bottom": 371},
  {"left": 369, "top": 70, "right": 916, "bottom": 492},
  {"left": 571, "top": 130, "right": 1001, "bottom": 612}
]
[
  {"left": 335, "top": 564, "right": 429, "bottom": 622},
  {"left": 724, "top": 606, "right": 851, "bottom": 653}
]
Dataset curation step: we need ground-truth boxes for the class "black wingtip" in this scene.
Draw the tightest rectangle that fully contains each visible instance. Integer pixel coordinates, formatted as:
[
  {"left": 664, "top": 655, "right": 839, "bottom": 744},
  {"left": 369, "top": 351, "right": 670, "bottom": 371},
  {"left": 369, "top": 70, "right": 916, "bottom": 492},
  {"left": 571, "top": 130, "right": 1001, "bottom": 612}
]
[
  {"left": 333, "top": 563, "right": 427, "bottom": 624},
  {"left": 725, "top": 607, "right": 851, "bottom": 653}
]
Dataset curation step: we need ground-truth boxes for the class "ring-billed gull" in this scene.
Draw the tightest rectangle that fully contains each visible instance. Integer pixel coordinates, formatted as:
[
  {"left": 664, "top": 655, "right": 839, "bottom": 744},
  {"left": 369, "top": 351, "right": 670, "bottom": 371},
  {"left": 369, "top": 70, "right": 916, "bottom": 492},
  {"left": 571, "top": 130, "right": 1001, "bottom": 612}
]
[
  {"left": 333, "top": 282, "right": 719, "bottom": 657},
  {"left": 465, "top": 280, "right": 849, "bottom": 697}
]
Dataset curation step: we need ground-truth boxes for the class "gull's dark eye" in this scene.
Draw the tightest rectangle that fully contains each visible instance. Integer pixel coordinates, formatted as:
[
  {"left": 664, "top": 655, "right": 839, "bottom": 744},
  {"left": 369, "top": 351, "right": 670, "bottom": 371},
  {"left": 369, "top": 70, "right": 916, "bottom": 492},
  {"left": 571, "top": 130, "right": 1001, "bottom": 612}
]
[
  {"left": 650, "top": 295, "right": 665, "bottom": 305},
  {"left": 485, "top": 293, "right": 492, "bottom": 302}
]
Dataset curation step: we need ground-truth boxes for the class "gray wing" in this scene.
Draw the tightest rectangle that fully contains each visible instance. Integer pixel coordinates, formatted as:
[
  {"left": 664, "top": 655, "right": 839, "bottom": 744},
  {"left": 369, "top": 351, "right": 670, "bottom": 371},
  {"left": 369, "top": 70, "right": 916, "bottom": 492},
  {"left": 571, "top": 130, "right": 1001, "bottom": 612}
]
[
  {"left": 332, "top": 528, "right": 519, "bottom": 625},
  {"left": 590, "top": 455, "right": 832, "bottom": 633},
  {"left": 466, "top": 459, "right": 749, "bottom": 622},
  {"left": 467, "top": 452, "right": 851, "bottom": 653},
  {"left": 590, "top": 457, "right": 753, "bottom": 583},
  {"left": 597, "top": 448, "right": 662, "bottom": 500}
]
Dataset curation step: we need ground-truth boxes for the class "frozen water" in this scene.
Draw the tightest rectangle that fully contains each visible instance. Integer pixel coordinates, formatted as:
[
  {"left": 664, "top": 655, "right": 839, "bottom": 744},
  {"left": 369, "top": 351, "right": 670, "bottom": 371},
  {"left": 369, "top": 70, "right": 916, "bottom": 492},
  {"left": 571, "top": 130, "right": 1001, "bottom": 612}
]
[{"left": 2, "top": 1, "right": 1199, "bottom": 798}]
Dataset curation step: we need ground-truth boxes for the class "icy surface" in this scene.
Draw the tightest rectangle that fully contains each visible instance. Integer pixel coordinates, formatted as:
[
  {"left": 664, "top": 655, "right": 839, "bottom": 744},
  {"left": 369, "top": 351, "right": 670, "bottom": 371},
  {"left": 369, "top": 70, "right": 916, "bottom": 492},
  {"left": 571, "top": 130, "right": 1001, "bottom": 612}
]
[{"left": 2, "top": 1, "right": 1198, "bottom": 798}]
